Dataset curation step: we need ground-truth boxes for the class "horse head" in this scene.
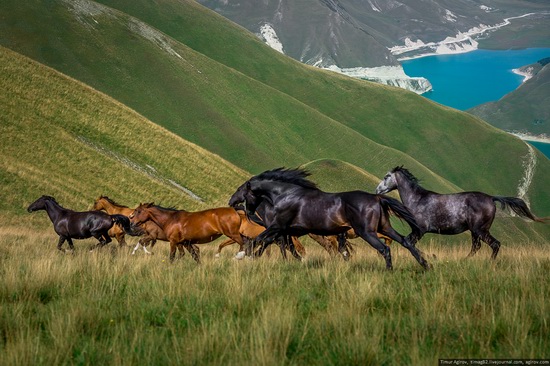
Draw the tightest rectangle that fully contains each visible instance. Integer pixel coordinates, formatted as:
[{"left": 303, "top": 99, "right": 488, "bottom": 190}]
[
  {"left": 92, "top": 195, "right": 108, "bottom": 211},
  {"left": 129, "top": 202, "right": 154, "bottom": 225},
  {"left": 27, "top": 195, "right": 56, "bottom": 212},
  {"left": 375, "top": 167, "right": 403, "bottom": 194}
]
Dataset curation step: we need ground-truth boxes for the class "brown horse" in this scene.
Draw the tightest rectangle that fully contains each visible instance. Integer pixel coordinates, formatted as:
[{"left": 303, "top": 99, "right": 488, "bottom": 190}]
[
  {"left": 93, "top": 196, "right": 196, "bottom": 256},
  {"left": 129, "top": 203, "right": 245, "bottom": 263}
]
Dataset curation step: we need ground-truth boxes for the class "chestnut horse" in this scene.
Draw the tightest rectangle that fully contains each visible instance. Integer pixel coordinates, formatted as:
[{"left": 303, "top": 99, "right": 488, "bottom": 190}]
[
  {"left": 93, "top": 196, "right": 198, "bottom": 257},
  {"left": 129, "top": 203, "right": 245, "bottom": 263}
]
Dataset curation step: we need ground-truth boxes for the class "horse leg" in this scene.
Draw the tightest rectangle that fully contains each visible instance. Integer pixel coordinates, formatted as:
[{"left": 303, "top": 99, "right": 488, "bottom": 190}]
[
  {"left": 116, "top": 232, "right": 126, "bottom": 247},
  {"left": 177, "top": 244, "right": 186, "bottom": 259},
  {"left": 380, "top": 226, "right": 430, "bottom": 270},
  {"left": 467, "top": 232, "right": 482, "bottom": 258},
  {"left": 144, "top": 239, "right": 156, "bottom": 254},
  {"left": 66, "top": 237, "right": 75, "bottom": 253},
  {"left": 287, "top": 235, "right": 302, "bottom": 261},
  {"left": 57, "top": 236, "right": 66, "bottom": 252},
  {"left": 355, "top": 228, "right": 393, "bottom": 270},
  {"left": 216, "top": 238, "right": 236, "bottom": 258},
  {"left": 277, "top": 238, "right": 288, "bottom": 260},
  {"left": 481, "top": 232, "right": 501, "bottom": 259},
  {"left": 292, "top": 237, "right": 306, "bottom": 257},
  {"left": 337, "top": 233, "right": 350, "bottom": 261},
  {"left": 184, "top": 244, "right": 201, "bottom": 264},
  {"left": 253, "top": 227, "right": 280, "bottom": 258},
  {"left": 169, "top": 241, "right": 177, "bottom": 262}
]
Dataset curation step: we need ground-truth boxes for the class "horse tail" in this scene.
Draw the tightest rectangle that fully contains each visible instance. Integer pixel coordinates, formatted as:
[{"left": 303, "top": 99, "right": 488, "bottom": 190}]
[
  {"left": 379, "top": 195, "right": 421, "bottom": 233},
  {"left": 111, "top": 214, "right": 145, "bottom": 236},
  {"left": 492, "top": 196, "right": 547, "bottom": 223}
]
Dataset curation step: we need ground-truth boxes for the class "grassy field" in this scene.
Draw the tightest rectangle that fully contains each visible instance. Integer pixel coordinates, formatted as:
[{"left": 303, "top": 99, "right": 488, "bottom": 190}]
[{"left": 1, "top": 227, "right": 548, "bottom": 365}]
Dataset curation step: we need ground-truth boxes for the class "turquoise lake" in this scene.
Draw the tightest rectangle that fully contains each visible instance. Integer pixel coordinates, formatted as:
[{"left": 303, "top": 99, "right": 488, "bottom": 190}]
[
  {"left": 402, "top": 48, "right": 550, "bottom": 158},
  {"left": 401, "top": 48, "right": 550, "bottom": 111}
]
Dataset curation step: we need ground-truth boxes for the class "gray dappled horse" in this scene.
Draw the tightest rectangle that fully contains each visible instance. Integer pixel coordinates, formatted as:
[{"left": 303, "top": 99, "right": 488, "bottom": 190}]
[{"left": 375, "top": 167, "right": 546, "bottom": 259}]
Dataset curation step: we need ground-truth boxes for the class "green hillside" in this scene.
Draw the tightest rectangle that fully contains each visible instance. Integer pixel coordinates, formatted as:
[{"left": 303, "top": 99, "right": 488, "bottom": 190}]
[
  {"left": 1, "top": 0, "right": 549, "bottom": 220},
  {"left": 0, "top": 46, "right": 247, "bottom": 227},
  {"left": 469, "top": 61, "right": 550, "bottom": 137},
  {"left": 87, "top": 0, "right": 550, "bottom": 198},
  {"left": 0, "top": 0, "right": 547, "bottom": 207}
]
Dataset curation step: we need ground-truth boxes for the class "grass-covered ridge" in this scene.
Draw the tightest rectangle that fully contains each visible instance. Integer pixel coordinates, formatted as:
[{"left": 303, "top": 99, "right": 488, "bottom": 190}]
[
  {"left": 0, "top": 46, "right": 247, "bottom": 226},
  {"left": 2, "top": 0, "right": 550, "bottom": 217}
]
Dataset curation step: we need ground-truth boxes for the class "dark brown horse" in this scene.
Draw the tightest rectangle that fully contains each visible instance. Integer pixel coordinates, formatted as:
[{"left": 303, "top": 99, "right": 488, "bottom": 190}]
[
  {"left": 28, "top": 195, "right": 133, "bottom": 252},
  {"left": 129, "top": 203, "right": 245, "bottom": 263}
]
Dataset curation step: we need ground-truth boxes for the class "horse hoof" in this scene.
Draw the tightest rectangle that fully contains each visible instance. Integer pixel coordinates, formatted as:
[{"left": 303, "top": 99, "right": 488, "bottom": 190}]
[
  {"left": 214, "top": 253, "right": 221, "bottom": 259},
  {"left": 234, "top": 251, "right": 246, "bottom": 260}
]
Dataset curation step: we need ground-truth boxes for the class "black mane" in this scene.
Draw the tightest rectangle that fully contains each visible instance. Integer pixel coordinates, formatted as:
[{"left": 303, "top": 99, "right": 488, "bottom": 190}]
[
  {"left": 42, "top": 195, "right": 59, "bottom": 204},
  {"left": 252, "top": 167, "right": 318, "bottom": 190},
  {"left": 392, "top": 166, "right": 420, "bottom": 186}
]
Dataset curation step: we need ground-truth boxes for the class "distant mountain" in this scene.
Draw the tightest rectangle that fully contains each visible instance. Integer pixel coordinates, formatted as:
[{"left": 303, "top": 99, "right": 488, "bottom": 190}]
[
  {"left": 468, "top": 58, "right": 550, "bottom": 138},
  {"left": 198, "top": 0, "right": 550, "bottom": 92}
]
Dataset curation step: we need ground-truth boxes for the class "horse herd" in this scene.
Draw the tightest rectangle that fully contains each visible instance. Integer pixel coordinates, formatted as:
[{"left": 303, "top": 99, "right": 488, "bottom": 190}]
[{"left": 27, "top": 166, "right": 546, "bottom": 270}]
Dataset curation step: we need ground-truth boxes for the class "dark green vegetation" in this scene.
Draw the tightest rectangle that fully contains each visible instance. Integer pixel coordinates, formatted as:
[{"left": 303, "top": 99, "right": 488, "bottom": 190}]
[{"left": 469, "top": 60, "right": 550, "bottom": 136}]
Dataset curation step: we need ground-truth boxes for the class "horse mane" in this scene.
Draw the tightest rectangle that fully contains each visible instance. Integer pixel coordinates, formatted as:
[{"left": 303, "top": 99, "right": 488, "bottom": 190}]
[
  {"left": 40, "top": 195, "right": 60, "bottom": 205},
  {"left": 392, "top": 166, "right": 421, "bottom": 186},
  {"left": 152, "top": 203, "right": 180, "bottom": 212},
  {"left": 99, "top": 195, "right": 128, "bottom": 208},
  {"left": 252, "top": 167, "right": 318, "bottom": 190}
]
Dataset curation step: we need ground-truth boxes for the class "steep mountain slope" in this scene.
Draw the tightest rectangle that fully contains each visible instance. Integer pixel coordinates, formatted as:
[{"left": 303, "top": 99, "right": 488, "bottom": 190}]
[
  {"left": 0, "top": 46, "right": 247, "bottom": 227},
  {"left": 469, "top": 59, "right": 550, "bottom": 137},
  {"left": 2, "top": 0, "right": 550, "bottom": 219}
]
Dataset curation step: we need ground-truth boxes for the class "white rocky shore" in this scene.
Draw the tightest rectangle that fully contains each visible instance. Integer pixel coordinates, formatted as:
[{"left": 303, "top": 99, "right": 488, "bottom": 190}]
[
  {"left": 390, "top": 12, "right": 548, "bottom": 60},
  {"left": 257, "top": 12, "right": 547, "bottom": 94},
  {"left": 510, "top": 132, "right": 550, "bottom": 144},
  {"left": 322, "top": 65, "right": 432, "bottom": 94}
]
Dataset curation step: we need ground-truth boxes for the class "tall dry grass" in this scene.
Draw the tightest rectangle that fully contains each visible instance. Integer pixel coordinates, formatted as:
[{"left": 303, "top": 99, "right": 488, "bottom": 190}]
[{"left": 1, "top": 228, "right": 548, "bottom": 365}]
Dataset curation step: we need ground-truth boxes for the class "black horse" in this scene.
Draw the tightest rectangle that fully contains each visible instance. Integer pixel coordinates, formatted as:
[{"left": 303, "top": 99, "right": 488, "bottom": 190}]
[
  {"left": 229, "top": 168, "right": 430, "bottom": 270},
  {"left": 375, "top": 166, "right": 546, "bottom": 259},
  {"left": 28, "top": 195, "right": 134, "bottom": 252}
]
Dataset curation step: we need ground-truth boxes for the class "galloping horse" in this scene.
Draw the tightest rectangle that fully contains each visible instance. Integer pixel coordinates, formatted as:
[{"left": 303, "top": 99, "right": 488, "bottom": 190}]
[
  {"left": 375, "top": 166, "right": 546, "bottom": 259},
  {"left": 229, "top": 168, "right": 430, "bottom": 270},
  {"left": 93, "top": 196, "right": 186, "bottom": 255},
  {"left": 28, "top": 195, "right": 133, "bottom": 252},
  {"left": 129, "top": 203, "right": 245, "bottom": 263}
]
